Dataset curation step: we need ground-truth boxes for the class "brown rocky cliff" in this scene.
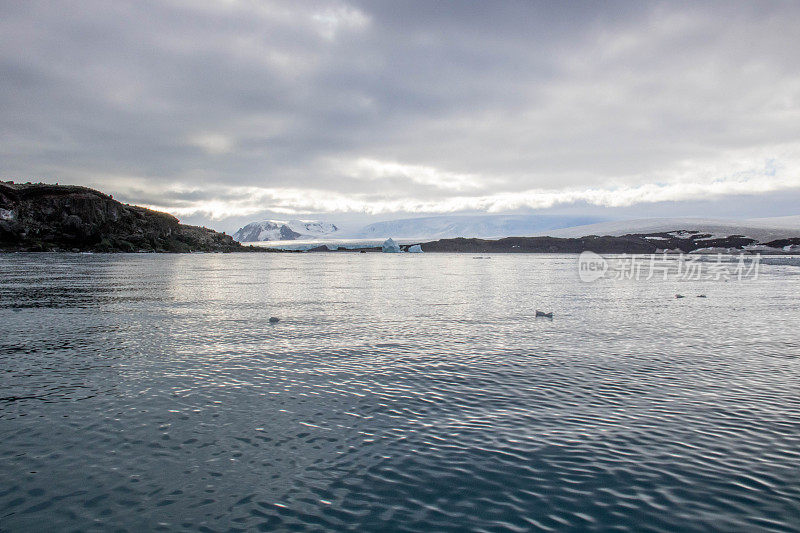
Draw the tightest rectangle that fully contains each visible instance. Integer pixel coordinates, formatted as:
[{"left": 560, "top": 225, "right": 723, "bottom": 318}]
[{"left": 0, "top": 181, "right": 248, "bottom": 252}]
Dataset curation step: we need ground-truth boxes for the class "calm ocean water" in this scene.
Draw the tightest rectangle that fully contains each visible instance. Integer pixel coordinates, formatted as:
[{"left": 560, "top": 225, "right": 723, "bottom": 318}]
[{"left": 1, "top": 253, "right": 799, "bottom": 532}]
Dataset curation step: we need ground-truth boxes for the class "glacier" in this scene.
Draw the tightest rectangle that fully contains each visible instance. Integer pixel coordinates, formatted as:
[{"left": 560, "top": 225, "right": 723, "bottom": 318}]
[{"left": 349, "top": 215, "right": 606, "bottom": 240}]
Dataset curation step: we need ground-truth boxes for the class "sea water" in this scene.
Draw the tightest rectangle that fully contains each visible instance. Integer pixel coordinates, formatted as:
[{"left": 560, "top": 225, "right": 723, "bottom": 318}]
[{"left": 1, "top": 253, "right": 799, "bottom": 531}]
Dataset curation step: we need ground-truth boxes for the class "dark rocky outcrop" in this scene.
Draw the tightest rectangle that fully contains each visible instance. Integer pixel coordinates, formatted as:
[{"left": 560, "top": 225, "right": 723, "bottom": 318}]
[
  {"left": 623, "top": 232, "right": 757, "bottom": 253},
  {"left": 418, "top": 235, "right": 659, "bottom": 253},
  {"left": 416, "top": 233, "right": 762, "bottom": 254},
  {"left": 764, "top": 237, "right": 800, "bottom": 248},
  {"left": 0, "top": 181, "right": 257, "bottom": 253}
]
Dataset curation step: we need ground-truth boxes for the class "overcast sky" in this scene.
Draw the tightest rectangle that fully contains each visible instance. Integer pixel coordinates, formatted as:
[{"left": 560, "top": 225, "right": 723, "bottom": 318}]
[{"left": 2, "top": 0, "right": 800, "bottom": 232}]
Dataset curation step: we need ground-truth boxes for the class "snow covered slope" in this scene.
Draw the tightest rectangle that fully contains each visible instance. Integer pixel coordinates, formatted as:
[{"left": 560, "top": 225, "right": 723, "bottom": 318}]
[
  {"left": 535, "top": 218, "right": 800, "bottom": 241},
  {"left": 284, "top": 220, "right": 339, "bottom": 236},
  {"left": 349, "top": 215, "right": 605, "bottom": 240},
  {"left": 233, "top": 220, "right": 339, "bottom": 242},
  {"left": 745, "top": 215, "right": 800, "bottom": 228}
]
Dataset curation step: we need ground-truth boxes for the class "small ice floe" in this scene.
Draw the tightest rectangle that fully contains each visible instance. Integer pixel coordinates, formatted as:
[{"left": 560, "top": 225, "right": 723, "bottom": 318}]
[
  {"left": 535, "top": 310, "right": 553, "bottom": 318},
  {"left": 675, "top": 294, "right": 685, "bottom": 299},
  {"left": 381, "top": 238, "right": 402, "bottom": 253},
  {"left": 407, "top": 244, "right": 423, "bottom": 253},
  {"left": 690, "top": 247, "right": 746, "bottom": 255},
  {"left": 269, "top": 317, "right": 280, "bottom": 323}
]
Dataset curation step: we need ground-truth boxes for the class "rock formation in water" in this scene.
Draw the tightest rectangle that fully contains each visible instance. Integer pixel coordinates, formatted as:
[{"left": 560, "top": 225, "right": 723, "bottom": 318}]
[{"left": 0, "top": 181, "right": 252, "bottom": 253}]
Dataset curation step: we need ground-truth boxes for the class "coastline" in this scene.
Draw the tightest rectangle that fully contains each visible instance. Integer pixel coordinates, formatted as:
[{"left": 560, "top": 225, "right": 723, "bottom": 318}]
[{"left": 4, "top": 181, "right": 800, "bottom": 255}]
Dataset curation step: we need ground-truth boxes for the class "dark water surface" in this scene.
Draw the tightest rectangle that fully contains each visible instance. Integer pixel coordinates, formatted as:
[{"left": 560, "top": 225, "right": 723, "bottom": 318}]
[{"left": 1, "top": 253, "right": 799, "bottom": 532}]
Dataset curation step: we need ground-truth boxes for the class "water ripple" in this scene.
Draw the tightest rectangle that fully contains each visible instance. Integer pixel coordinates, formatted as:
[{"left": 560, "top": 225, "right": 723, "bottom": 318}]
[{"left": 1, "top": 253, "right": 799, "bottom": 531}]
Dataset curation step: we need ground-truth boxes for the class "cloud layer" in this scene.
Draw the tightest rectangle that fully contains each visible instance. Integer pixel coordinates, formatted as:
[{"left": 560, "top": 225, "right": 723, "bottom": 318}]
[{"left": 2, "top": 0, "right": 800, "bottom": 226}]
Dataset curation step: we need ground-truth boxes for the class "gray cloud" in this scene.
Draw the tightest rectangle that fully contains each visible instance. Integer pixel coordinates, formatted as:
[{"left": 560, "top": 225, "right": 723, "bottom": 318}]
[{"left": 2, "top": 0, "right": 799, "bottom": 228}]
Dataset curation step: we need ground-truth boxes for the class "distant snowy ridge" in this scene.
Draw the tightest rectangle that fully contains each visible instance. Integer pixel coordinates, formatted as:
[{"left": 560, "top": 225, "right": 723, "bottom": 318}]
[
  {"left": 233, "top": 219, "right": 339, "bottom": 242},
  {"left": 745, "top": 215, "right": 800, "bottom": 228},
  {"left": 348, "top": 215, "right": 606, "bottom": 240},
  {"left": 535, "top": 217, "right": 800, "bottom": 242},
  {"left": 285, "top": 220, "right": 339, "bottom": 236}
]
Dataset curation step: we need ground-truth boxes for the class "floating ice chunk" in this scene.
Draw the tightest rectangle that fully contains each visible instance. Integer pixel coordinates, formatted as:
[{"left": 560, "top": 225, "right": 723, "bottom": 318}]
[
  {"left": 381, "top": 238, "right": 402, "bottom": 253},
  {"left": 407, "top": 244, "right": 423, "bottom": 253},
  {"left": 690, "top": 247, "right": 733, "bottom": 254}
]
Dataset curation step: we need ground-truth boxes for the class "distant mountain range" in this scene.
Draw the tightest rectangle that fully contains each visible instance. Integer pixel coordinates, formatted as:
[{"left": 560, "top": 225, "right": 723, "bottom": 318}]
[
  {"left": 232, "top": 214, "right": 800, "bottom": 243},
  {"left": 232, "top": 215, "right": 604, "bottom": 242},
  {"left": 233, "top": 220, "right": 339, "bottom": 242}
]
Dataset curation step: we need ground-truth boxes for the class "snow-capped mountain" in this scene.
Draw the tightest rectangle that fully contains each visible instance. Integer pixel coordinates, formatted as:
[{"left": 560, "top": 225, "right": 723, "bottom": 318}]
[
  {"left": 233, "top": 220, "right": 339, "bottom": 242},
  {"left": 348, "top": 215, "right": 606, "bottom": 240}
]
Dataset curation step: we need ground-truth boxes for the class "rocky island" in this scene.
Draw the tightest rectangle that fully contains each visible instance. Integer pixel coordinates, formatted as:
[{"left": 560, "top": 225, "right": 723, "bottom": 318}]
[
  {"left": 414, "top": 231, "right": 799, "bottom": 254},
  {"left": 0, "top": 181, "right": 256, "bottom": 253}
]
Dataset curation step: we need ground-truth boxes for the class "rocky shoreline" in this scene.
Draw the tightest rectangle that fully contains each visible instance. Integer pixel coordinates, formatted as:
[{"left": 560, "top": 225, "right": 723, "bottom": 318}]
[
  {"left": 0, "top": 181, "right": 264, "bottom": 253},
  {"left": 414, "top": 232, "right": 800, "bottom": 254}
]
